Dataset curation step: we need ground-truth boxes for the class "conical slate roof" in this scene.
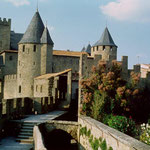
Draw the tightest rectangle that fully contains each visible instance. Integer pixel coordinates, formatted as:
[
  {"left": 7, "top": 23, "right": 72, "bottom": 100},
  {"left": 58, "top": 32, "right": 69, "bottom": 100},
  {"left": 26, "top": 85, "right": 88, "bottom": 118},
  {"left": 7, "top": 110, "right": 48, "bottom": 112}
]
[
  {"left": 85, "top": 44, "right": 91, "bottom": 54},
  {"left": 93, "top": 27, "right": 117, "bottom": 47},
  {"left": 41, "top": 27, "right": 54, "bottom": 45},
  {"left": 81, "top": 46, "right": 85, "bottom": 52},
  {"left": 19, "top": 11, "right": 45, "bottom": 44}
]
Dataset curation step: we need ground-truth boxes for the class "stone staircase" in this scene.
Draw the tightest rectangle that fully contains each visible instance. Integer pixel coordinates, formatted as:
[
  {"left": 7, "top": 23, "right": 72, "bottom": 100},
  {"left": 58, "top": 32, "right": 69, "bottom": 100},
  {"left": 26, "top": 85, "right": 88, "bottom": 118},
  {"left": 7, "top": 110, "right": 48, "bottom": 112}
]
[{"left": 16, "top": 122, "right": 36, "bottom": 144}]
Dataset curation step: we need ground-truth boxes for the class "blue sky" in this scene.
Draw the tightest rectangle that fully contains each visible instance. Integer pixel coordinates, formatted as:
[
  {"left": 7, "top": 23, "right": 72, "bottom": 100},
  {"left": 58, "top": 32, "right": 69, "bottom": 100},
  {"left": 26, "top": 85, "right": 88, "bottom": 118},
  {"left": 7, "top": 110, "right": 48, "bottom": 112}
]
[{"left": 0, "top": 0, "right": 150, "bottom": 68}]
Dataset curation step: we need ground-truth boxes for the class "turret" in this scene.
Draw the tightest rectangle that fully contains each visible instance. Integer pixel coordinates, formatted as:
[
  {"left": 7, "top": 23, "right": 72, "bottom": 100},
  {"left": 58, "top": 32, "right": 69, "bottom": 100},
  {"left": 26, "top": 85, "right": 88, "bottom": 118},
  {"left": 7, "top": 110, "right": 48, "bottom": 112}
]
[
  {"left": 81, "top": 44, "right": 91, "bottom": 55},
  {"left": 91, "top": 27, "right": 117, "bottom": 61},
  {"left": 0, "top": 18, "right": 11, "bottom": 52},
  {"left": 85, "top": 44, "right": 91, "bottom": 55},
  {"left": 40, "top": 27, "right": 54, "bottom": 74},
  {"left": 17, "top": 11, "right": 45, "bottom": 97}
]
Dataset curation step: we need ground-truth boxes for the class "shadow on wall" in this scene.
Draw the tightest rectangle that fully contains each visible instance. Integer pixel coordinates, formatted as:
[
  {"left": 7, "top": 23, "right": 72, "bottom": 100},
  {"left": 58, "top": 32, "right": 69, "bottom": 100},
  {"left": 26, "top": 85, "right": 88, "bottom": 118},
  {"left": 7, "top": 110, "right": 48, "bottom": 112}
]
[{"left": 42, "top": 129, "right": 79, "bottom": 150}]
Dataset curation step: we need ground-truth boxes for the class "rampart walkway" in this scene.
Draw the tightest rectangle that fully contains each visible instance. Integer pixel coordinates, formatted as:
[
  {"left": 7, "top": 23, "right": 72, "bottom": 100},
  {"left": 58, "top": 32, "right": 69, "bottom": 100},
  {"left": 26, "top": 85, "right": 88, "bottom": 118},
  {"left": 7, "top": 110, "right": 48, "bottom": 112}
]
[{"left": 0, "top": 110, "right": 66, "bottom": 150}]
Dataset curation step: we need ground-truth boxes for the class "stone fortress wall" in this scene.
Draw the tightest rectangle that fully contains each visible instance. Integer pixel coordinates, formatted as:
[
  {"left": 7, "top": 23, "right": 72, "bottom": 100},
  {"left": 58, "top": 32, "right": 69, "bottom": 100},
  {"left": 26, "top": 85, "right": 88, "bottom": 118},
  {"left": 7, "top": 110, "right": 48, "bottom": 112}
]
[
  {"left": 41, "top": 44, "right": 53, "bottom": 75},
  {"left": 79, "top": 116, "right": 150, "bottom": 150},
  {"left": 0, "top": 18, "right": 11, "bottom": 52},
  {"left": 4, "top": 74, "right": 17, "bottom": 99},
  {"left": 17, "top": 44, "right": 42, "bottom": 98},
  {"left": 1, "top": 51, "right": 18, "bottom": 75},
  {"left": 52, "top": 55, "right": 79, "bottom": 73},
  {"left": 91, "top": 45, "right": 117, "bottom": 61}
]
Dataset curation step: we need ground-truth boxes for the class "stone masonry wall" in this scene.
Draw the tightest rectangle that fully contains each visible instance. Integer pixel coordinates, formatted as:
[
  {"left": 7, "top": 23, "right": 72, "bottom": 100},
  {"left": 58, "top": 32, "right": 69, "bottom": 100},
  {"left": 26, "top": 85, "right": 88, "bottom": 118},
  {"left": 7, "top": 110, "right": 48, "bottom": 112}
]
[
  {"left": 17, "top": 44, "right": 41, "bottom": 98},
  {"left": 79, "top": 116, "right": 150, "bottom": 150},
  {"left": 41, "top": 44, "right": 53, "bottom": 75},
  {"left": 43, "top": 120, "right": 78, "bottom": 140},
  {"left": 34, "top": 78, "right": 49, "bottom": 98},
  {"left": 4, "top": 74, "right": 17, "bottom": 99},
  {"left": 34, "top": 125, "right": 47, "bottom": 150},
  {"left": 52, "top": 55, "right": 79, "bottom": 73},
  {"left": 1, "top": 52, "right": 18, "bottom": 75},
  {"left": 0, "top": 18, "right": 11, "bottom": 52}
]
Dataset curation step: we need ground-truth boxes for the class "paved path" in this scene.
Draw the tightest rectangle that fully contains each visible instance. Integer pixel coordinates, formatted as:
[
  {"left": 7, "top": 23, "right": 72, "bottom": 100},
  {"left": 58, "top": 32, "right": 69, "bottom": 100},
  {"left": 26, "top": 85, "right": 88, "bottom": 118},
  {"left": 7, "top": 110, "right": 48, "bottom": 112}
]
[
  {"left": 20, "top": 110, "right": 66, "bottom": 123},
  {"left": 0, "top": 110, "right": 66, "bottom": 150},
  {"left": 0, "top": 137, "right": 32, "bottom": 150}
]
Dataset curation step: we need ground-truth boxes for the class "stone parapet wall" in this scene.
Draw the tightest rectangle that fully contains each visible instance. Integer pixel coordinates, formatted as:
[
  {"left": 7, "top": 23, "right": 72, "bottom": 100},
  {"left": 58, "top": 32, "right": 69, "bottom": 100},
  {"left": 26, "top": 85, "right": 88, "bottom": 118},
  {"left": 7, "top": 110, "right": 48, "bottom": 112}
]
[
  {"left": 34, "top": 125, "right": 47, "bottom": 150},
  {"left": 79, "top": 116, "right": 150, "bottom": 150},
  {"left": 34, "top": 97, "right": 54, "bottom": 114},
  {"left": 0, "top": 18, "right": 11, "bottom": 25},
  {"left": 45, "top": 120, "right": 78, "bottom": 140},
  {"left": 4, "top": 74, "right": 17, "bottom": 80},
  {"left": 2, "top": 98, "right": 33, "bottom": 119},
  {"left": 4, "top": 74, "right": 17, "bottom": 99}
]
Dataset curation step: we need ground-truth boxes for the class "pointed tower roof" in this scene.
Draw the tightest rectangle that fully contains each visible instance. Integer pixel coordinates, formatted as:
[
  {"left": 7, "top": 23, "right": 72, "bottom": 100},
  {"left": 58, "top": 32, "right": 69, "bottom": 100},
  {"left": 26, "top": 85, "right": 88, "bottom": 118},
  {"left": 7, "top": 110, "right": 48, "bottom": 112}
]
[
  {"left": 19, "top": 11, "right": 45, "bottom": 44},
  {"left": 85, "top": 44, "right": 91, "bottom": 54},
  {"left": 81, "top": 46, "right": 85, "bottom": 52},
  {"left": 93, "top": 27, "right": 117, "bottom": 47},
  {"left": 41, "top": 27, "right": 54, "bottom": 45}
]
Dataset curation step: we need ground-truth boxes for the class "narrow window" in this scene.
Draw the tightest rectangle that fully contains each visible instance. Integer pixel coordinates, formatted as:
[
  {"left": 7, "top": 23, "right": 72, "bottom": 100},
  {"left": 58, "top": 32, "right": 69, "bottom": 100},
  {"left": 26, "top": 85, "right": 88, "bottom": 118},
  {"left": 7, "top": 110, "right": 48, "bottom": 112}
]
[
  {"left": 33, "top": 62, "right": 35, "bottom": 65},
  {"left": 40, "top": 85, "right": 42, "bottom": 93},
  {"left": 110, "top": 46, "right": 113, "bottom": 51},
  {"left": 0, "top": 41, "right": 2, "bottom": 48},
  {"left": 0, "top": 82, "right": 2, "bottom": 93},
  {"left": 19, "top": 61, "right": 21, "bottom": 66},
  {"left": 97, "top": 46, "right": 99, "bottom": 51},
  {"left": 9, "top": 56, "right": 13, "bottom": 61},
  {"left": 103, "top": 46, "right": 105, "bottom": 50},
  {"left": 36, "top": 85, "right": 38, "bottom": 92},
  {"left": 19, "top": 86, "right": 21, "bottom": 93},
  {"left": 31, "top": 85, "right": 33, "bottom": 91},
  {"left": 23, "top": 45, "right": 25, "bottom": 52},
  {"left": 33, "top": 45, "right": 36, "bottom": 52},
  {"left": 19, "top": 74, "right": 21, "bottom": 78}
]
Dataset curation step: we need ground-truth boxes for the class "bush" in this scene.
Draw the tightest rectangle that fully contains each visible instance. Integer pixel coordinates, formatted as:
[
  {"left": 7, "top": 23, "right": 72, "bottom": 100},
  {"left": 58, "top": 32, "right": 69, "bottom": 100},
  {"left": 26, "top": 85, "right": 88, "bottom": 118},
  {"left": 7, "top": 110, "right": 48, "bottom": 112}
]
[
  {"left": 140, "top": 123, "right": 150, "bottom": 145},
  {"left": 108, "top": 115, "right": 136, "bottom": 136},
  {"left": 102, "top": 114, "right": 112, "bottom": 125},
  {"left": 91, "top": 90, "right": 105, "bottom": 120}
]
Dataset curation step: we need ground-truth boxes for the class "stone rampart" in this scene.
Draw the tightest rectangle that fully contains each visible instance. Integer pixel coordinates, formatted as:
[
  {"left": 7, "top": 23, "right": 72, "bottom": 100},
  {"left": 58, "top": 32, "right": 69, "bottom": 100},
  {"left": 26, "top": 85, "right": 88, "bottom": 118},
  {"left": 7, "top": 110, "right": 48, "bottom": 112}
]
[
  {"left": 4, "top": 74, "right": 17, "bottom": 99},
  {"left": 42, "top": 120, "right": 78, "bottom": 140},
  {"left": 79, "top": 116, "right": 150, "bottom": 150},
  {"left": 0, "top": 18, "right": 11, "bottom": 25},
  {"left": 0, "top": 18, "right": 11, "bottom": 52},
  {"left": 34, "top": 125, "right": 47, "bottom": 150},
  {"left": 4, "top": 74, "right": 17, "bottom": 80}
]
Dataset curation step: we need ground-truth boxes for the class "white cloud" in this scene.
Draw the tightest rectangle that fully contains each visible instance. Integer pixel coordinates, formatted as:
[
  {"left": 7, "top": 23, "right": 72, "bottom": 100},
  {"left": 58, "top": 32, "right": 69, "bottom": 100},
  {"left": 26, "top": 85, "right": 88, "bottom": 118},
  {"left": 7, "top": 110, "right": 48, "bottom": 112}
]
[
  {"left": 4, "top": 0, "right": 30, "bottom": 6},
  {"left": 100, "top": 0, "right": 150, "bottom": 22}
]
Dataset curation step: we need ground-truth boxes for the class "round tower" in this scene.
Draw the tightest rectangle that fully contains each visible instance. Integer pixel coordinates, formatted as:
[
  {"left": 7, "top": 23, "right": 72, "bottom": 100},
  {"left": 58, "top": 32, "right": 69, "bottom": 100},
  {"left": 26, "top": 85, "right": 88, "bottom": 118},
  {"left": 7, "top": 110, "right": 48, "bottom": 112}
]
[
  {"left": 91, "top": 27, "right": 117, "bottom": 61},
  {"left": 41, "top": 26, "right": 54, "bottom": 75},
  {"left": 17, "top": 11, "right": 45, "bottom": 97}
]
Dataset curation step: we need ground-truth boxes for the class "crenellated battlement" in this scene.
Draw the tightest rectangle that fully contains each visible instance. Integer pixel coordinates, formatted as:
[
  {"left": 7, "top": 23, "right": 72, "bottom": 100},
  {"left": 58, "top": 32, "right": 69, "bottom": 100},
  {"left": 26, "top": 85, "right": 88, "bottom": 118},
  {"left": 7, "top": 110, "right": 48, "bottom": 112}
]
[
  {"left": 4, "top": 74, "right": 17, "bottom": 81},
  {"left": 0, "top": 17, "right": 11, "bottom": 26}
]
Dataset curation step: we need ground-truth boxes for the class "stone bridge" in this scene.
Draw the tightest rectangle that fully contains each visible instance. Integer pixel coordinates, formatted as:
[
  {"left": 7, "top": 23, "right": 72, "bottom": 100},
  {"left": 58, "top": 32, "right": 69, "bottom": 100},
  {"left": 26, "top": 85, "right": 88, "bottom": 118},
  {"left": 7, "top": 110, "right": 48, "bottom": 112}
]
[{"left": 39, "top": 120, "right": 78, "bottom": 140}]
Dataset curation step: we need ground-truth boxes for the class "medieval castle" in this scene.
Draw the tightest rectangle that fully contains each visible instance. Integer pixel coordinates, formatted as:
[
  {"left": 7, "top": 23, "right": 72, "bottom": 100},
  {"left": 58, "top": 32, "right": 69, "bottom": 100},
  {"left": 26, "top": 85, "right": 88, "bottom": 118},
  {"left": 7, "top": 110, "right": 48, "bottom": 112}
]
[{"left": 0, "top": 10, "right": 149, "bottom": 114}]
